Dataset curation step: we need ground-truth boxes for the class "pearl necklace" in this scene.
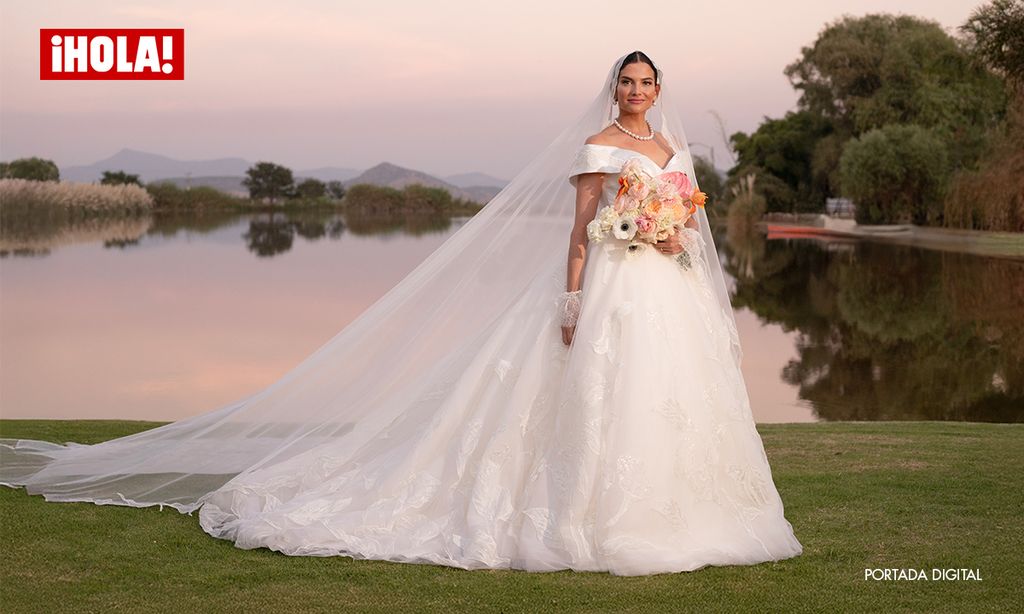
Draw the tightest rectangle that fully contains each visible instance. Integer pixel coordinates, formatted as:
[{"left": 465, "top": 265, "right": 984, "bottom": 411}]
[{"left": 613, "top": 118, "right": 654, "bottom": 141}]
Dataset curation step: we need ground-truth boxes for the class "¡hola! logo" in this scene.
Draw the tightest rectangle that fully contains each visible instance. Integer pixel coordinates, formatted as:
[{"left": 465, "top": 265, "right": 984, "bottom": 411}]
[{"left": 40, "top": 28, "right": 184, "bottom": 80}]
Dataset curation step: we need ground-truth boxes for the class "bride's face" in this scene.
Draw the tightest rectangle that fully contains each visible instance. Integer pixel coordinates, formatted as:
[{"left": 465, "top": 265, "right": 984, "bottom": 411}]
[{"left": 615, "top": 63, "right": 659, "bottom": 113}]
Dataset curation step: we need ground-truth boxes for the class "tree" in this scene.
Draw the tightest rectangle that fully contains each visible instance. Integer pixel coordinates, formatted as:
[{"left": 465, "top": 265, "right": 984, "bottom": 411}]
[
  {"left": 692, "top": 155, "right": 724, "bottom": 207},
  {"left": 326, "top": 180, "right": 346, "bottom": 200},
  {"left": 839, "top": 124, "right": 949, "bottom": 225},
  {"left": 726, "top": 12, "right": 1008, "bottom": 220},
  {"left": 945, "top": 0, "right": 1024, "bottom": 232},
  {"left": 100, "top": 170, "right": 142, "bottom": 186},
  {"left": 728, "top": 110, "right": 832, "bottom": 211},
  {"left": 784, "top": 13, "right": 1004, "bottom": 166},
  {"left": 724, "top": 165, "right": 798, "bottom": 213},
  {"left": 294, "top": 178, "right": 326, "bottom": 199},
  {"left": 242, "top": 162, "right": 294, "bottom": 204},
  {"left": 2, "top": 156, "right": 60, "bottom": 181},
  {"left": 961, "top": 0, "right": 1024, "bottom": 86}
]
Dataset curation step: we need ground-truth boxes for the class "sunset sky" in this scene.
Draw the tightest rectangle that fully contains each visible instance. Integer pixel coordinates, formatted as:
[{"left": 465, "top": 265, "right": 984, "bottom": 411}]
[{"left": 1, "top": 0, "right": 980, "bottom": 179}]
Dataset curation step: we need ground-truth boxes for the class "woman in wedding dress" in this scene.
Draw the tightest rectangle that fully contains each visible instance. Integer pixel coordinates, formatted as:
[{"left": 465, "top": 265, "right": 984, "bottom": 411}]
[{"left": 0, "top": 51, "right": 802, "bottom": 576}]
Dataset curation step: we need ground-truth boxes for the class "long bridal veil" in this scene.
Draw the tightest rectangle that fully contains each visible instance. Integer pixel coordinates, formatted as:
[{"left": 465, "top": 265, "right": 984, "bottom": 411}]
[{"left": 0, "top": 51, "right": 742, "bottom": 515}]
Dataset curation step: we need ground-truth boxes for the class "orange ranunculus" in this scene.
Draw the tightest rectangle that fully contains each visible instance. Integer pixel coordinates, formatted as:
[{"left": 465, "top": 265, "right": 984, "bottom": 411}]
[
  {"left": 690, "top": 190, "right": 707, "bottom": 207},
  {"left": 643, "top": 199, "right": 663, "bottom": 216}
]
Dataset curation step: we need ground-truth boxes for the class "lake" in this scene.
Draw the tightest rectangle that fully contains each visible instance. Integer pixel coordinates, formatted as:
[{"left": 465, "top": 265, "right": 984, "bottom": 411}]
[{"left": 1, "top": 210, "right": 1020, "bottom": 423}]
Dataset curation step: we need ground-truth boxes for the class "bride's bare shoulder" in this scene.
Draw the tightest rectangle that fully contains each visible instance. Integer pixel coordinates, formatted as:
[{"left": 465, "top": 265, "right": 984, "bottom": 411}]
[{"left": 584, "top": 127, "right": 619, "bottom": 146}]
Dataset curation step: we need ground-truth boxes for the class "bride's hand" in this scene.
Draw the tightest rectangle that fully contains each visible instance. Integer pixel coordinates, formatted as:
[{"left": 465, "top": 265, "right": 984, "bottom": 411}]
[
  {"left": 561, "top": 324, "right": 576, "bottom": 346},
  {"left": 655, "top": 229, "right": 684, "bottom": 255}
]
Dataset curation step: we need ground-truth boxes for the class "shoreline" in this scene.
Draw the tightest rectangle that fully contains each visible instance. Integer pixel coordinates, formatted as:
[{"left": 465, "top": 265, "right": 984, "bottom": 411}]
[{"left": 761, "top": 214, "right": 1024, "bottom": 260}]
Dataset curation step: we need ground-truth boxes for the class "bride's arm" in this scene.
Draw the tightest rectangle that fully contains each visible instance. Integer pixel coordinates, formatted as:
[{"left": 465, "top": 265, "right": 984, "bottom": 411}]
[{"left": 567, "top": 172, "right": 604, "bottom": 292}]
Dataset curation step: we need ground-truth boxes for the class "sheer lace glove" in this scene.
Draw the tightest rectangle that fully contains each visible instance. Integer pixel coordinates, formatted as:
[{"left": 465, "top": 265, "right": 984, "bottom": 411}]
[
  {"left": 674, "top": 227, "right": 706, "bottom": 270},
  {"left": 558, "top": 290, "right": 582, "bottom": 328}
]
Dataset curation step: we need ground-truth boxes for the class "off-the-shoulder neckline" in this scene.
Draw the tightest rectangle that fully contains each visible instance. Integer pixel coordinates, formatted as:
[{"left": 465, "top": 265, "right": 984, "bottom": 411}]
[{"left": 582, "top": 143, "right": 679, "bottom": 171}]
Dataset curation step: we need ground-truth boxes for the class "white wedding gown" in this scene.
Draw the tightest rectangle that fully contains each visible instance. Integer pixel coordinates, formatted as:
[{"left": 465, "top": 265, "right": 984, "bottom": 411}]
[{"left": 197, "top": 143, "right": 803, "bottom": 576}]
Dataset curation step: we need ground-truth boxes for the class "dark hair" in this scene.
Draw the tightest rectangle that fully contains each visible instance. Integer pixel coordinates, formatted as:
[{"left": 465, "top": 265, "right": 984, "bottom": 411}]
[{"left": 617, "top": 51, "right": 659, "bottom": 85}]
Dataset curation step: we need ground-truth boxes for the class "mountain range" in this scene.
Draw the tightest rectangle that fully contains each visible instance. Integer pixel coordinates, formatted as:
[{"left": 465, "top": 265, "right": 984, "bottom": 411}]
[{"left": 58, "top": 148, "right": 508, "bottom": 204}]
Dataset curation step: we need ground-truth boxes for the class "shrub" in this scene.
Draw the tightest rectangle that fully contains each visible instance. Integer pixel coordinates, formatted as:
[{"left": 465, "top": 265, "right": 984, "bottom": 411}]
[
  {"left": 342, "top": 184, "right": 408, "bottom": 213},
  {"left": 145, "top": 182, "right": 247, "bottom": 210},
  {"left": 101, "top": 170, "right": 142, "bottom": 186},
  {"left": 2, "top": 157, "right": 60, "bottom": 182},
  {"left": 401, "top": 184, "right": 453, "bottom": 211},
  {"left": 839, "top": 124, "right": 949, "bottom": 224}
]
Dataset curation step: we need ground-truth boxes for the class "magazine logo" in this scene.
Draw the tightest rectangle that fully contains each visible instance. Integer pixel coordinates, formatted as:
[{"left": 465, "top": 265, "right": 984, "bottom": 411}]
[{"left": 40, "top": 28, "right": 184, "bottom": 80}]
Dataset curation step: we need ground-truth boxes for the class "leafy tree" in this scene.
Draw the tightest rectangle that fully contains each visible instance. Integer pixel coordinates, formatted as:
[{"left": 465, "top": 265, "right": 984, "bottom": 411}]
[
  {"left": 692, "top": 154, "right": 724, "bottom": 207},
  {"left": 100, "top": 170, "right": 142, "bottom": 186},
  {"left": 839, "top": 124, "right": 949, "bottom": 225},
  {"left": 961, "top": 0, "right": 1024, "bottom": 86},
  {"left": 809, "top": 133, "right": 846, "bottom": 200},
  {"left": 294, "top": 178, "right": 326, "bottom": 199},
  {"left": 728, "top": 110, "right": 831, "bottom": 211},
  {"left": 326, "top": 180, "right": 346, "bottom": 200},
  {"left": 726, "top": 13, "right": 1008, "bottom": 220},
  {"left": 242, "top": 162, "right": 294, "bottom": 204},
  {"left": 2, "top": 156, "right": 60, "bottom": 181},
  {"left": 945, "top": 0, "right": 1024, "bottom": 232},
  {"left": 724, "top": 165, "right": 797, "bottom": 213},
  {"left": 784, "top": 14, "right": 1004, "bottom": 166}
]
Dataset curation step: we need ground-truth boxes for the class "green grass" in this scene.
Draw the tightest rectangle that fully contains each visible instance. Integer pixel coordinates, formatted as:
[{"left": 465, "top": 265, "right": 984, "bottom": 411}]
[{"left": 1, "top": 420, "right": 1021, "bottom": 613}]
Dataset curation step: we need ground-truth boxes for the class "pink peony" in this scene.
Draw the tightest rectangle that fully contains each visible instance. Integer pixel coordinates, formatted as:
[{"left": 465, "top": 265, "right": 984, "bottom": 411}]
[{"left": 658, "top": 171, "right": 692, "bottom": 199}]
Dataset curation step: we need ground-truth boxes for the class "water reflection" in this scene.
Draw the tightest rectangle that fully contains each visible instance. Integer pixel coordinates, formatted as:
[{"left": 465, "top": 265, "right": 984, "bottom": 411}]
[
  {"left": 0, "top": 209, "right": 472, "bottom": 422},
  {"left": 1, "top": 208, "right": 1019, "bottom": 423},
  {"left": 0, "top": 208, "right": 463, "bottom": 260},
  {"left": 723, "top": 228, "right": 1024, "bottom": 422}
]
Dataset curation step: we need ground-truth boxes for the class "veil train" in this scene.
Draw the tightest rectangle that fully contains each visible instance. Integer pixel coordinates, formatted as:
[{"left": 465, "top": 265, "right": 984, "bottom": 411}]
[{"left": 0, "top": 52, "right": 741, "bottom": 517}]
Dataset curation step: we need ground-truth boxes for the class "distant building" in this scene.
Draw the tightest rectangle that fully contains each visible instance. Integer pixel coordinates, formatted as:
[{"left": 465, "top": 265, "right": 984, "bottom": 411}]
[{"left": 826, "top": 197, "right": 855, "bottom": 218}]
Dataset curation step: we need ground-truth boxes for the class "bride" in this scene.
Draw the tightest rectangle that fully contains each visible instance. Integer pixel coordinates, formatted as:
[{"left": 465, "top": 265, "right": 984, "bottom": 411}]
[{"left": 0, "top": 51, "right": 802, "bottom": 576}]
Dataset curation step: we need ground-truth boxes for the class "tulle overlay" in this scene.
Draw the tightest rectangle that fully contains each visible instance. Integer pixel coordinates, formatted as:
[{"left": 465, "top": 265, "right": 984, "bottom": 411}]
[
  {"left": 197, "top": 151, "right": 802, "bottom": 576},
  {"left": 1, "top": 54, "right": 802, "bottom": 576}
]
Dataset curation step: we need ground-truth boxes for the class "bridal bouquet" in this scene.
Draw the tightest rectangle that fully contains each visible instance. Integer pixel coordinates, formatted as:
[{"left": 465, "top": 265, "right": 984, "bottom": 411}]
[{"left": 585, "top": 159, "right": 707, "bottom": 268}]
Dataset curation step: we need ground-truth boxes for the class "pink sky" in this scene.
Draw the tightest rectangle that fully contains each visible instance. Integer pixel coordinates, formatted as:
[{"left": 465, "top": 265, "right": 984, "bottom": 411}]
[{"left": 1, "top": 0, "right": 979, "bottom": 178}]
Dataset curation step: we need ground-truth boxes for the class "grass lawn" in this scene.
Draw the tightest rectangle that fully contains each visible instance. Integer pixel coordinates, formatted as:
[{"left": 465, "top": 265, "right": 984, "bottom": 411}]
[{"left": 1, "top": 420, "right": 1021, "bottom": 613}]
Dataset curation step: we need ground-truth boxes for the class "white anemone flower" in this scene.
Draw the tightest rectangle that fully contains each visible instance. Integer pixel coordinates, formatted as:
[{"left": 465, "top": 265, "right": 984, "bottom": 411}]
[
  {"left": 625, "top": 240, "right": 647, "bottom": 260},
  {"left": 613, "top": 216, "right": 637, "bottom": 240}
]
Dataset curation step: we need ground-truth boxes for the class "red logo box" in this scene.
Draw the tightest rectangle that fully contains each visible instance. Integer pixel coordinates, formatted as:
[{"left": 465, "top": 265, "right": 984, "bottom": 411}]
[{"left": 40, "top": 28, "right": 185, "bottom": 80}]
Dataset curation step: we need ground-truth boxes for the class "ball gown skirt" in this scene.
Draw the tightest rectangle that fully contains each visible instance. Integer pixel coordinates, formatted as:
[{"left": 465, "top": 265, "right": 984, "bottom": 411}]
[{"left": 196, "top": 146, "right": 804, "bottom": 576}]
